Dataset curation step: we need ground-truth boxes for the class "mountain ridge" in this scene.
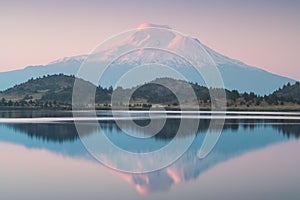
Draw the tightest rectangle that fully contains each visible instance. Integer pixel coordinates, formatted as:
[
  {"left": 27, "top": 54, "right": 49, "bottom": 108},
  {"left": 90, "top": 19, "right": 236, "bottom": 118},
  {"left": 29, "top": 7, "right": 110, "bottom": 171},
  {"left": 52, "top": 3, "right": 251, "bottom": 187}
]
[{"left": 0, "top": 24, "right": 295, "bottom": 94}]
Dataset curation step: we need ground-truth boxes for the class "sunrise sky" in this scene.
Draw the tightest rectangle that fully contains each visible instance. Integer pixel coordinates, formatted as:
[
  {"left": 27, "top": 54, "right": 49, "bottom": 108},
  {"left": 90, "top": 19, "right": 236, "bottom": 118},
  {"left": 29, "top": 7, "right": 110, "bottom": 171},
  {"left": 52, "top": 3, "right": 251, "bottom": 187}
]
[{"left": 1, "top": 0, "right": 299, "bottom": 80}]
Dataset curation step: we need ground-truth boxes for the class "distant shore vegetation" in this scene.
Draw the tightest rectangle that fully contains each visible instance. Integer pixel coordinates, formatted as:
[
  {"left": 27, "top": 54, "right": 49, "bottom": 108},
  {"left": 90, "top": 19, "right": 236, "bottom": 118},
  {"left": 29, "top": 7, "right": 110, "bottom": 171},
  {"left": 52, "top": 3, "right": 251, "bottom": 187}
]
[{"left": 0, "top": 74, "right": 299, "bottom": 111}]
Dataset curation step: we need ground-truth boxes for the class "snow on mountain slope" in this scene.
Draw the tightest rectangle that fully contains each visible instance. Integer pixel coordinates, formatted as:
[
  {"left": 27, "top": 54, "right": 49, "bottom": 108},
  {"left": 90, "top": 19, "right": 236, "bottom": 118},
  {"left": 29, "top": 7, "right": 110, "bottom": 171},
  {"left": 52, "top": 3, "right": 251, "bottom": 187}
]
[
  {"left": 0, "top": 57, "right": 82, "bottom": 91},
  {"left": 0, "top": 24, "right": 295, "bottom": 94}
]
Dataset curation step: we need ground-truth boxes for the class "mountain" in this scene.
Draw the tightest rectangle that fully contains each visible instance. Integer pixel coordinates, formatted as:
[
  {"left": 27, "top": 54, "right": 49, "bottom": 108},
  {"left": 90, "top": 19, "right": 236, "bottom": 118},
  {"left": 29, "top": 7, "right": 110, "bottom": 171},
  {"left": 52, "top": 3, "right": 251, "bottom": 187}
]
[
  {"left": 202, "top": 46, "right": 295, "bottom": 95},
  {"left": 0, "top": 56, "right": 84, "bottom": 91},
  {"left": 1, "top": 120, "right": 297, "bottom": 194},
  {"left": 0, "top": 23, "right": 295, "bottom": 94}
]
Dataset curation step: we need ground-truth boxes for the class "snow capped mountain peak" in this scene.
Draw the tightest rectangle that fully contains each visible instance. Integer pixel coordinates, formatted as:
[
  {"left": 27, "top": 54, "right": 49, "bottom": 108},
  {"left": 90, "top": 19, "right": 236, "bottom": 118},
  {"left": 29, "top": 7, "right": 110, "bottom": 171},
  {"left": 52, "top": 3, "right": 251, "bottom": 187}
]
[
  {"left": 89, "top": 24, "right": 292, "bottom": 81},
  {"left": 98, "top": 26, "right": 204, "bottom": 64},
  {"left": 48, "top": 55, "right": 87, "bottom": 65},
  {"left": 0, "top": 24, "right": 294, "bottom": 94},
  {"left": 167, "top": 35, "right": 186, "bottom": 49},
  {"left": 120, "top": 26, "right": 176, "bottom": 48},
  {"left": 137, "top": 23, "right": 171, "bottom": 30}
]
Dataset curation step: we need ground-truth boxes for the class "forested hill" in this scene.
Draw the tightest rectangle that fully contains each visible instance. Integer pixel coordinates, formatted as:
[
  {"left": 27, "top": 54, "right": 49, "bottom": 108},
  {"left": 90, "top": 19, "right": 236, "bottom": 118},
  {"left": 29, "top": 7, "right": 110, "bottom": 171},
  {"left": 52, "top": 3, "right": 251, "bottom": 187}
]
[
  {"left": 273, "top": 82, "right": 300, "bottom": 102},
  {"left": 0, "top": 74, "right": 299, "bottom": 110},
  {"left": 0, "top": 74, "right": 111, "bottom": 106}
]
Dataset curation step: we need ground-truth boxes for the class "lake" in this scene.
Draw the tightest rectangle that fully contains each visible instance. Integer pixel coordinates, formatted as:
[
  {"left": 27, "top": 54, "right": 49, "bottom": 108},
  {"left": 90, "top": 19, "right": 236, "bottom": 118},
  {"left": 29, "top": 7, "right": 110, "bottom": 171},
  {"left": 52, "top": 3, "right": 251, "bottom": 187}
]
[{"left": 0, "top": 110, "right": 300, "bottom": 200}]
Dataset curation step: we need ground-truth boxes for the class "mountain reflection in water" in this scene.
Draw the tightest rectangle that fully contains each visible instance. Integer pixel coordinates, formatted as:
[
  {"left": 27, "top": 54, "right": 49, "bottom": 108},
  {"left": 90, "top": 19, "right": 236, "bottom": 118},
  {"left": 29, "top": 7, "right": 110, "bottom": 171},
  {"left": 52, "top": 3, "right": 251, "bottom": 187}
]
[{"left": 0, "top": 116, "right": 299, "bottom": 194}]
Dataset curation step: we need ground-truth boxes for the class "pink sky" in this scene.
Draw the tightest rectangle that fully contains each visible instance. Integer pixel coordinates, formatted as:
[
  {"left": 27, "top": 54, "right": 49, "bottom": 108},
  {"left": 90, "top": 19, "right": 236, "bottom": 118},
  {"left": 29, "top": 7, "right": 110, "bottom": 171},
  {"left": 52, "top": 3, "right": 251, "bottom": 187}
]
[{"left": 0, "top": 0, "right": 299, "bottom": 80}]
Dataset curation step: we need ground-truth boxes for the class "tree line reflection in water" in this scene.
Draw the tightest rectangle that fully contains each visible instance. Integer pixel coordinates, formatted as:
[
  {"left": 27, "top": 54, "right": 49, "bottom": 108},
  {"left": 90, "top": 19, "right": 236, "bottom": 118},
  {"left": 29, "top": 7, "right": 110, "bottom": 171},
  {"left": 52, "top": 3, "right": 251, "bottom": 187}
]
[
  {"left": 4, "top": 118, "right": 299, "bottom": 142},
  {"left": 0, "top": 116, "right": 299, "bottom": 194}
]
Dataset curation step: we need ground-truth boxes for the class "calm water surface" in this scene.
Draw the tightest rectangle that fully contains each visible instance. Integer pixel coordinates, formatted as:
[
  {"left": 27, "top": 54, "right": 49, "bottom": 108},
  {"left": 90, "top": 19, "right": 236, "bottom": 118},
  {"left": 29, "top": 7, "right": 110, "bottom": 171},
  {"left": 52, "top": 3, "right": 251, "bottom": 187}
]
[{"left": 0, "top": 110, "right": 300, "bottom": 200}]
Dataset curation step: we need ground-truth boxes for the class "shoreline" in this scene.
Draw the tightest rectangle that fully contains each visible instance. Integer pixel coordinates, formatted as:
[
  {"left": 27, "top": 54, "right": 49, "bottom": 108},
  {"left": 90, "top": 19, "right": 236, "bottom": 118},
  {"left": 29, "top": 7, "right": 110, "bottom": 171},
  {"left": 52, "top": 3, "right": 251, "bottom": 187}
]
[{"left": 1, "top": 106, "right": 300, "bottom": 112}]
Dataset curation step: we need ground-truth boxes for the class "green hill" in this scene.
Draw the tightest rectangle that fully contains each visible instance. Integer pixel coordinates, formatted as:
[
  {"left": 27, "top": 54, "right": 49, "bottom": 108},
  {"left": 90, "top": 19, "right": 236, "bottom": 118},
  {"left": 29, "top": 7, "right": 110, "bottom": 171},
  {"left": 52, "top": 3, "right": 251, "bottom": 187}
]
[
  {"left": 1, "top": 74, "right": 77, "bottom": 101},
  {"left": 0, "top": 74, "right": 299, "bottom": 110},
  {"left": 273, "top": 82, "right": 300, "bottom": 102},
  {"left": 0, "top": 74, "right": 111, "bottom": 107}
]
